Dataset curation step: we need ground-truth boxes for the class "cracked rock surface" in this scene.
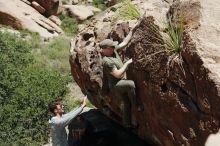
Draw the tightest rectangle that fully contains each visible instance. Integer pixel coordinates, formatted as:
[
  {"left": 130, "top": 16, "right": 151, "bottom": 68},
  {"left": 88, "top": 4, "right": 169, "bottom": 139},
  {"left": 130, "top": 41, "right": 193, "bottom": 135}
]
[{"left": 69, "top": 0, "right": 220, "bottom": 146}]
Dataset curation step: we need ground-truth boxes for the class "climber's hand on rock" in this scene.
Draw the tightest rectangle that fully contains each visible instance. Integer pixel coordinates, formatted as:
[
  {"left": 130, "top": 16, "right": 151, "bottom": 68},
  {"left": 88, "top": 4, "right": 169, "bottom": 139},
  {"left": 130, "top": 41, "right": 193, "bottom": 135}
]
[
  {"left": 131, "top": 21, "right": 140, "bottom": 32},
  {"left": 131, "top": 14, "right": 145, "bottom": 32},
  {"left": 126, "top": 58, "right": 133, "bottom": 65}
]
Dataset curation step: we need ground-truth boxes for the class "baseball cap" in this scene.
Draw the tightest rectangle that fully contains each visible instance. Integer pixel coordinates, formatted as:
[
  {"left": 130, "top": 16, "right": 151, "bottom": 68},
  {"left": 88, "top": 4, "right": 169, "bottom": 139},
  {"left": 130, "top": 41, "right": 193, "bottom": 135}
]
[{"left": 99, "top": 39, "right": 118, "bottom": 49}]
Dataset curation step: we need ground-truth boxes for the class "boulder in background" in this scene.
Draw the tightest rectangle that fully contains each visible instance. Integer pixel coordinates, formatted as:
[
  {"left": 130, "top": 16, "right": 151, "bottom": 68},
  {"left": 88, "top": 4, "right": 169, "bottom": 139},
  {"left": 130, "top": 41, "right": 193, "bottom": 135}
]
[
  {"left": 28, "top": 0, "right": 59, "bottom": 16},
  {"left": 0, "top": 0, "right": 62, "bottom": 38}
]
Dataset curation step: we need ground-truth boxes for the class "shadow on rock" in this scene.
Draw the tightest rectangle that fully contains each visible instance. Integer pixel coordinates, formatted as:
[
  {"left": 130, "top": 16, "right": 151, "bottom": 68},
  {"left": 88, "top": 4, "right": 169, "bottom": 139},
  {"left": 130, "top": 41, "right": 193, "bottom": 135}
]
[{"left": 68, "top": 109, "right": 154, "bottom": 146}]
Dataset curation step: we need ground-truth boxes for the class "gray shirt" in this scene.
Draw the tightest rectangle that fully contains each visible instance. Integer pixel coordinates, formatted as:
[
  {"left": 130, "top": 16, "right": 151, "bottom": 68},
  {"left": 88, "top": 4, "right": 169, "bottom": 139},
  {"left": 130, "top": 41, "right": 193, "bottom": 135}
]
[{"left": 49, "top": 106, "right": 83, "bottom": 146}]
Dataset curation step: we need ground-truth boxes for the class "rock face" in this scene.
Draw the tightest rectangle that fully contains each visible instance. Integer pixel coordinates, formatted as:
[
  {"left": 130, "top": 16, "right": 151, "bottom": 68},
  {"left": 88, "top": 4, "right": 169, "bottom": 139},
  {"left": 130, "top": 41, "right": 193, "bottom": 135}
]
[
  {"left": 68, "top": 109, "right": 148, "bottom": 146},
  {"left": 63, "top": 5, "right": 101, "bottom": 21},
  {"left": 49, "top": 15, "right": 62, "bottom": 26},
  {"left": 69, "top": 0, "right": 220, "bottom": 146},
  {"left": 0, "top": 0, "right": 62, "bottom": 38}
]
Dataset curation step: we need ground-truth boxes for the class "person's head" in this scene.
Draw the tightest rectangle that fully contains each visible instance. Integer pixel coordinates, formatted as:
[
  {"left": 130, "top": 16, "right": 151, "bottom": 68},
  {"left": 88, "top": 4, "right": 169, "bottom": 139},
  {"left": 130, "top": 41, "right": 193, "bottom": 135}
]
[
  {"left": 49, "top": 100, "right": 64, "bottom": 115},
  {"left": 99, "top": 39, "right": 118, "bottom": 56}
]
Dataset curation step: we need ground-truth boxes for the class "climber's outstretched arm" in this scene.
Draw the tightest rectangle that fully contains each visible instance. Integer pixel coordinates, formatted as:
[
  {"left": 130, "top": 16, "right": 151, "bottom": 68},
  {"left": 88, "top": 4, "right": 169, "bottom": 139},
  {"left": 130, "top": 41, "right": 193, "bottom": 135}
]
[{"left": 116, "top": 20, "right": 141, "bottom": 50}]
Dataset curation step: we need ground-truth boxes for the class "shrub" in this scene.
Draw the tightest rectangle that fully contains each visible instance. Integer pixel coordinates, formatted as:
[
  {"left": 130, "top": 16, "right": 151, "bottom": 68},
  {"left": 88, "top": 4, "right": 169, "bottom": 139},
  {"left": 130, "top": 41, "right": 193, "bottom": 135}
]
[
  {"left": 59, "top": 14, "right": 66, "bottom": 21},
  {"left": 61, "top": 18, "right": 78, "bottom": 36},
  {"left": 117, "top": 0, "right": 140, "bottom": 20},
  {"left": 34, "top": 36, "right": 71, "bottom": 75},
  {"left": 20, "top": 29, "right": 41, "bottom": 49},
  {"left": 0, "top": 32, "right": 69, "bottom": 145},
  {"left": 92, "top": 0, "right": 107, "bottom": 11}
]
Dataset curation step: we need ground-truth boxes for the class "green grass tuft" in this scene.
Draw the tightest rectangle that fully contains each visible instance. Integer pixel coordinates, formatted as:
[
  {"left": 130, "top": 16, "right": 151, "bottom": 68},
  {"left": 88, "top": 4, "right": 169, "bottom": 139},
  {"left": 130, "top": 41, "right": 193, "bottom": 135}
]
[
  {"left": 117, "top": 0, "right": 140, "bottom": 20},
  {"left": 163, "top": 16, "right": 184, "bottom": 54},
  {"left": 163, "top": 15, "right": 186, "bottom": 76}
]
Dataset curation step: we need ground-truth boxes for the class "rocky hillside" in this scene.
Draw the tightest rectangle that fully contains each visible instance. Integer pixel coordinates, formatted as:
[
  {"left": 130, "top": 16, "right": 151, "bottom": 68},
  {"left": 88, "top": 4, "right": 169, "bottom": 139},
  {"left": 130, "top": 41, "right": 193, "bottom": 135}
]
[
  {"left": 0, "top": 0, "right": 101, "bottom": 38},
  {"left": 69, "top": 0, "right": 220, "bottom": 146}
]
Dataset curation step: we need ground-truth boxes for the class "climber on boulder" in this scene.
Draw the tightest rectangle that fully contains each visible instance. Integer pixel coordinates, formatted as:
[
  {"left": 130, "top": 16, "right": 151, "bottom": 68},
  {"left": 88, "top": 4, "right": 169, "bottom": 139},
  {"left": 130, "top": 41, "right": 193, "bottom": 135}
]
[{"left": 100, "top": 20, "right": 143, "bottom": 129}]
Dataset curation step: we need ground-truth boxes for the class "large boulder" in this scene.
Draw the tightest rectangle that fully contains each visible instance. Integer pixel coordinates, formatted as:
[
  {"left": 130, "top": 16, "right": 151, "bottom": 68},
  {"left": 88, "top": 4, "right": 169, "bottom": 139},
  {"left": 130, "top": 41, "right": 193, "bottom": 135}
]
[
  {"left": 28, "top": 0, "right": 59, "bottom": 16},
  {"left": 0, "top": 0, "right": 62, "bottom": 38},
  {"left": 69, "top": 0, "right": 220, "bottom": 146},
  {"left": 63, "top": 5, "right": 101, "bottom": 21},
  {"left": 31, "top": 1, "right": 46, "bottom": 14}
]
